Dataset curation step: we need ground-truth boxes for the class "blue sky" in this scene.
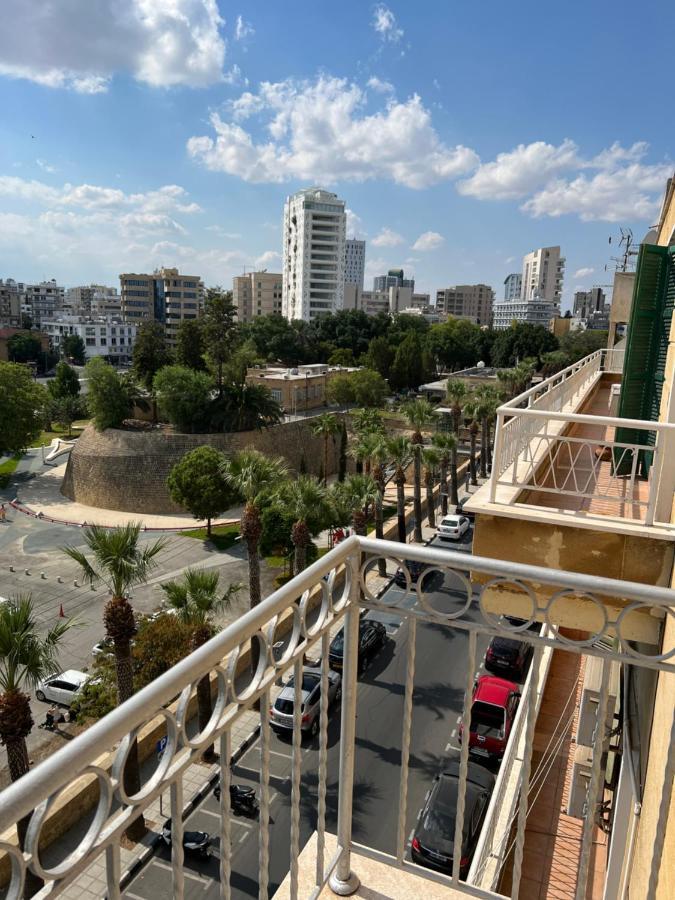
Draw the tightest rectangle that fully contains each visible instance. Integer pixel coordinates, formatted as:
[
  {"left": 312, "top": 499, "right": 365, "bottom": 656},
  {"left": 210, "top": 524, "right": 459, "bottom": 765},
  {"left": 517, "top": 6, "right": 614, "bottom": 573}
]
[{"left": 0, "top": 0, "right": 673, "bottom": 310}]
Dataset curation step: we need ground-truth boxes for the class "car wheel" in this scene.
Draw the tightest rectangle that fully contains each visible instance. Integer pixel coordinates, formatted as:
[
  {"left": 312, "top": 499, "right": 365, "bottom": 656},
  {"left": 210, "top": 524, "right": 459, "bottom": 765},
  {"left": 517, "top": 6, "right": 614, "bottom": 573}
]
[
  {"left": 36, "top": 691, "right": 46, "bottom": 702},
  {"left": 310, "top": 717, "right": 319, "bottom": 737}
]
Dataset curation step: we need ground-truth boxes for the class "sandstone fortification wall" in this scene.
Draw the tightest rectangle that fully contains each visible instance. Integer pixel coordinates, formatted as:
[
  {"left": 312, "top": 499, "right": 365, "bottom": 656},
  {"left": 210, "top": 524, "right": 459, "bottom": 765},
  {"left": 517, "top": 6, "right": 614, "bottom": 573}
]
[{"left": 61, "top": 420, "right": 342, "bottom": 514}]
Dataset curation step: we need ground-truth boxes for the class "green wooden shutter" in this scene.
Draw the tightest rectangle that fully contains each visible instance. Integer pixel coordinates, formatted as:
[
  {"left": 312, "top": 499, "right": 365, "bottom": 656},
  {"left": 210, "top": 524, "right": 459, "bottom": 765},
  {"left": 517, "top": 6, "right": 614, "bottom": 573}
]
[{"left": 614, "top": 244, "right": 673, "bottom": 475}]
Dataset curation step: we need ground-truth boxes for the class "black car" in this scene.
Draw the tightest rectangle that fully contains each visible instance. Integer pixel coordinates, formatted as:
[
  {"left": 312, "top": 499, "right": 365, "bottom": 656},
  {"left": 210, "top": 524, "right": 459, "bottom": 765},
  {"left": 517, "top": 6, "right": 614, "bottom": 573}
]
[
  {"left": 394, "top": 561, "right": 434, "bottom": 589},
  {"left": 485, "top": 635, "right": 532, "bottom": 681},
  {"left": 329, "top": 619, "right": 387, "bottom": 674},
  {"left": 455, "top": 495, "right": 475, "bottom": 522},
  {"left": 411, "top": 757, "right": 494, "bottom": 878}
]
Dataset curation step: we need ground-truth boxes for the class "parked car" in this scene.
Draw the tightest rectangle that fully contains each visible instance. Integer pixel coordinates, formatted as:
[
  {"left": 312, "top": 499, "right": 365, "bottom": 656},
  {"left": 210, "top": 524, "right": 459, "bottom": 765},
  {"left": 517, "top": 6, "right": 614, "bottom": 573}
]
[
  {"left": 455, "top": 496, "right": 475, "bottom": 522},
  {"left": 394, "top": 561, "right": 435, "bottom": 589},
  {"left": 411, "top": 756, "right": 494, "bottom": 876},
  {"left": 460, "top": 675, "right": 520, "bottom": 761},
  {"left": 91, "top": 637, "right": 114, "bottom": 658},
  {"left": 329, "top": 619, "right": 387, "bottom": 674},
  {"left": 35, "top": 670, "right": 88, "bottom": 706},
  {"left": 270, "top": 667, "right": 341, "bottom": 737},
  {"left": 485, "top": 636, "right": 532, "bottom": 681},
  {"left": 436, "top": 514, "right": 470, "bottom": 541}
]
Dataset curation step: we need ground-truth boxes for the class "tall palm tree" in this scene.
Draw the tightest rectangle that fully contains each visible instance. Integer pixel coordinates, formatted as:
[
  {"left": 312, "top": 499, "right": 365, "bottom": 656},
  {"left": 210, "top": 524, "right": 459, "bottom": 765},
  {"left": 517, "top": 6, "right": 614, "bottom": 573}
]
[
  {"left": 431, "top": 431, "right": 458, "bottom": 517},
  {"left": 386, "top": 435, "right": 412, "bottom": 543},
  {"left": 445, "top": 379, "right": 468, "bottom": 507},
  {"left": 349, "top": 431, "right": 372, "bottom": 476},
  {"left": 311, "top": 413, "right": 340, "bottom": 484},
  {"left": 0, "top": 595, "right": 76, "bottom": 896},
  {"left": 350, "top": 407, "right": 383, "bottom": 435},
  {"left": 401, "top": 399, "right": 436, "bottom": 543},
  {"left": 421, "top": 447, "right": 441, "bottom": 529},
  {"left": 63, "top": 523, "right": 167, "bottom": 841},
  {"left": 279, "top": 475, "right": 332, "bottom": 573},
  {"left": 367, "top": 432, "right": 390, "bottom": 572},
  {"left": 221, "top": 450, "right": 289, "bottom": 675},
  {"left": 334, "top": 474, "right": 380, "bottom": 536},
  {"left": 474, "top": 385, "right": 501, "bottom": 476},
  {"left": 463, "top": 397, "right": 481, "bottom": 487},
  {"left": 161, "top": 569, "right": 240, "bottom": 761}
]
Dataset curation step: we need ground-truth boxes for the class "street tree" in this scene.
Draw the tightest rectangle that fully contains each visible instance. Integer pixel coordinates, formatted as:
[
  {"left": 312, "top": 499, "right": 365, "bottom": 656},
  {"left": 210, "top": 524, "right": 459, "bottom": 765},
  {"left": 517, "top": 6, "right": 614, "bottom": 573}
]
[
  {"left": 401, "top": 399, "right": 436, "bottom": 542},
  {"left": 386, "top": 435, "right": 412, "bottom": 542},
  {"left": 422, "top": 447, "right": 441, "bottom": 528},
  {"left": 63, "top": 524, "right": 167, "bottom": 840},
  {"left": 474, "top": 385, "right": 501, "bottom": 476},
  {"left": 278, "top": 476, "right": 331, "bottom": 572},
  {"left": 167, "top": 446, "right": 236, "bottom": 536},
  {"left": 0, "top": 361, "right": 47, "bottom": 454},
  {"left": 463, "top": 397, "right": 481, "bottom": 486},
  {"left": 132, "top": 321, "right": 172, "bottom": 390},
  {"left": 174, "top": 319, "right": 206, "bottom": 371},
  {"left": 208, "top": 382, "right": 283, "bottom": 432},
  {"left": 202, "top": 288, "right": 237, "bottom": 395},
  {"left": 61, "top": 334, "right": 86, "bottom": 365},
  {"left": 431, "top": 431, "right": 458, "bottom": 517},
  {"left": 85, "top": 357, "right": 131, "bottom": 430},
  {"left": 311, "top": 413, "right": 340, "bottom": 483},
  {"left": 48, "top": 361, "right": 80, "bottom": 398},
  {"left": 445, "top": 379, "right": 468, "bottom": 506},
  {"left": 49, "top": 395, "right": 84, "bottom": 438},
  {"left": 333, "top": 474, "right": 380, "bottom": 536}
]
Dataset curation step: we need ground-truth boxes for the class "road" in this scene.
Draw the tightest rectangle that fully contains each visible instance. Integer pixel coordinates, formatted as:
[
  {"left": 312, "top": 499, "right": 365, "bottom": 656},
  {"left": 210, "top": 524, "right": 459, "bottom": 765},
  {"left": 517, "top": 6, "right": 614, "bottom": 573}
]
[{"left": 124, "top": 529, "right": 491, "bottom": 899}]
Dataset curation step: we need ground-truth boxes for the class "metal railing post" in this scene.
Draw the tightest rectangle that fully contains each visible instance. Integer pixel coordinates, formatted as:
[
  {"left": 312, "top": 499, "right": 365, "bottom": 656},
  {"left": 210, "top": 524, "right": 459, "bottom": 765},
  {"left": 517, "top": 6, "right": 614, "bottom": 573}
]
[
  {"left": 329, "top": 549, "right": 362, "bottom": 896},
  {"left": 489, "top": 412, "right": 504, "bottom": 502}
]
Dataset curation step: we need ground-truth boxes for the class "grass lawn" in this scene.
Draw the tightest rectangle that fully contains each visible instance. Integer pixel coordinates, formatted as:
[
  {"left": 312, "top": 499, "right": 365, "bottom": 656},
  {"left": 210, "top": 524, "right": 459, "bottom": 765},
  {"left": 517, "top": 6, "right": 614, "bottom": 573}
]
[
  {"left": 35, "top": 419, "right": 90, "bottom": 447},
  {"left": 180, "top": 523, "right": 240, "bottom": 551},
  {"left": 0, "top": 454, "right": 21, "bottom": 488}
]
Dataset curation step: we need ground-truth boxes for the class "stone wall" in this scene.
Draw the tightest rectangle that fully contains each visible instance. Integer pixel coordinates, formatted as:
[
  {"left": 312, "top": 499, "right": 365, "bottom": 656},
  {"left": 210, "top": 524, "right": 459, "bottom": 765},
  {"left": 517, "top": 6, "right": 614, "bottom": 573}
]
[{"left": 61, "top": 419, "right": 343, "bottom": 514}]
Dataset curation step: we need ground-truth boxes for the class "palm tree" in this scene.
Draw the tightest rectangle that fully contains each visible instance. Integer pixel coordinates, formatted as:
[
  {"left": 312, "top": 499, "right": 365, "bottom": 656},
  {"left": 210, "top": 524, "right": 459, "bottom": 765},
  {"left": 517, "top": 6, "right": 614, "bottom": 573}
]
[
  {"left": 221, "top": 450, "right": 289, "bottom": 675},
  {"left": 445, "top": 379, "right": 468, "bottom": 438},
  {"left": 0, "top": 595, "right": 76, "bottom": 895},
  {"left": 401, "top": 399, "right": 436, "bottom": 543},
  {"left": 386, "top": 435, "right": 412, "bottom": 543},
  {"left": 311, "top": 413, "right": 340, "bottom": 484},
  {"left": 161, "top": 569, "right": 240, "bottom": 761},
  {"left": 349, "top": 431, "right": 372, "bottom": 476},
  {"left": 350, "top": 407, "right": 383, "bottom": 435},
  {"left": 421, "top": 447, "right": 441, "bottom": 529},
  {"left": 367, "top": 432, "right": 389, "bottom": 556},
  {"left": 431, "top": 431, "right": 458, "bottom": 517},
  {"left": 334, "top": 474, "right": 380, "bottom": 536},
  {"left": 279, "top": 475, "right": 332, "bottom": 573},
  {"left": 463, "top": 397, "right": 481, "bottom": 487},
  {"left": 63, "top": 523, "right": 167, "bottom": 841},
  {"left": 474, "top": 385, "right": 501, "bottom": 476}
]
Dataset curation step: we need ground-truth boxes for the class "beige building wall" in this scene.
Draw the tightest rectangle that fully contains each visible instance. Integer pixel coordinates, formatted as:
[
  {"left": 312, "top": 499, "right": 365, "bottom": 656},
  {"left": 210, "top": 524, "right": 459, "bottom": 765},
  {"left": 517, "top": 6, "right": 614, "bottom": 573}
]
[
  {"left": 246, "top": 364, "right": 357, "bottom": 413},
  {"left": 120, "top": 268, "right": 203, "bottom": 345},
  {"left": 233, "top": 272, "right": 283, "bottom": 322},
  {"left": 436, "top": 284, "right": 494, "bottom": 325}
]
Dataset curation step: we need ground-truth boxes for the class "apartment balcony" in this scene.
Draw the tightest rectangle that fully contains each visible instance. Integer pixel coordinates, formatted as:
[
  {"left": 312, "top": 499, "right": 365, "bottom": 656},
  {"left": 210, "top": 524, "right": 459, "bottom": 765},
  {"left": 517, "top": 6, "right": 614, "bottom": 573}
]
[{"left": 0, "top": 537, "right": 673, "bottom": 899}]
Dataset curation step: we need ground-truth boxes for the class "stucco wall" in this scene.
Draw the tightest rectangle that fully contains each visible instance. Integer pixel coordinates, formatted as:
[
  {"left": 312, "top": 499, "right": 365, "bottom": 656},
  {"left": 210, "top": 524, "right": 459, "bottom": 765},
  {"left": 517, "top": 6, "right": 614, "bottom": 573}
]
[{"left": 62, "top": 419, "right": 342, "bottom": 514}]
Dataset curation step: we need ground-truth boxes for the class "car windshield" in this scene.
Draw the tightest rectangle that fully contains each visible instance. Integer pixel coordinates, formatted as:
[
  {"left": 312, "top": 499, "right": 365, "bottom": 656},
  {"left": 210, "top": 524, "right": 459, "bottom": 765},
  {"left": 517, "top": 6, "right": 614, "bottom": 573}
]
[
  {"left": 275, "top": 699, "right": 295, "bottom": 715},
  {"left": 471, "top": 701, "right": 505, "bottom": 730},
  {"left": 287, "top": 672, "right": 321, "bottom": 692},
  {"left": 424, "top": 777, "right": 457, "bottom": 834},
  {"left": 331, "top": 631, "right": 345, "bottom": 653},
  {"left": 441, "top": 517, "right": 460, "bottom": 527},
  {"left": 491, "top": 637, "right": 521, "bottom": 654}
]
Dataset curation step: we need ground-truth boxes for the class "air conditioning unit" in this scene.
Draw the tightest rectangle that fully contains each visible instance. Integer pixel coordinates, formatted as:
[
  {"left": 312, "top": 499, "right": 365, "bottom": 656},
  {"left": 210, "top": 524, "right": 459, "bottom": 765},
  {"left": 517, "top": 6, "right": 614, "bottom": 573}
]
[
  {"left": 568, "top": 744, "right": 593, "bottom": 818},
  {"left": 576, "top": 657, "right": 619, "bottom": 746}
]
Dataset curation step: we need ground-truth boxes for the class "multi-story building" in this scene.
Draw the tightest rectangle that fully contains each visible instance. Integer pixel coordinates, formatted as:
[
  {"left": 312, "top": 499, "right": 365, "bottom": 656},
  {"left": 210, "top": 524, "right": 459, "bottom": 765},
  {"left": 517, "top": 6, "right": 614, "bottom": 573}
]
[
  {"left": 0, "top": 279, "right": 22, "bottom": 327},
  {"left": 435, "top": 284, "right": 494, "bottom": 326},
  {"left": 521, "top": 245, "right": 565, "bottom": 306},
  {"left": 344, "top": 239, "right": 365, "bottom": 290},
  {"left": 343, "top": 285, "right": 433, "bottom": 317},
  {"left": 573, "top": 287, "right": 606, "bottom": 319},
  {"left": 492, "top": 297, "right": 559, "bottom": 329},
  {"left": 43, "top": 316, "right": 137, "bottom": 363},
  {"left": 22, "top": 279, "right": 64, "bottom": 326},
  {"left": 503, "top": 272, "right": 522, "bottom": 300},
  {"left": 245, "top": 363, "right": 358, "bottom": 413},
  {"left": 64, "top": 284, "right": 119, "bottom": 316},
  {"left": 372, "top": 268, "right": 414, "bottom": 292},
  {"left": 232, "top": 272, "right": 283, "bottom": 322},
  {"left": 120, "top": 268, "right": 204, "bottom": 345},
  {"left": 282, "top": 187, "right": 346, "bottom": 322}
]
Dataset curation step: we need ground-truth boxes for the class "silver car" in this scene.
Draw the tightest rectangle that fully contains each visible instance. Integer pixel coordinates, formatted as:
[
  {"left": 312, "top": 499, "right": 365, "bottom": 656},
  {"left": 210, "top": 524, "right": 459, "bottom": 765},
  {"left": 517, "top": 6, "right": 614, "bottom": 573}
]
[
  {"left": 269, "top": 667, "right": 341, "bottom": 737},
  {"left": 436, "top": 514, "right": 470, "bottom": 541}
]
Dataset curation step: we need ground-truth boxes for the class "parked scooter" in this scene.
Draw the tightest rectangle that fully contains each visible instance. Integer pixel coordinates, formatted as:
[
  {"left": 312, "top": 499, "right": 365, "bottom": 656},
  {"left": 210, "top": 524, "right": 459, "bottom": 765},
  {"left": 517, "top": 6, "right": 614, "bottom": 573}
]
[
  {"left": 161, "top": 825, "right": 211, "bottom": 856},
  {"left": 213, "top": 782, "right": 259, "bottom": 816}
]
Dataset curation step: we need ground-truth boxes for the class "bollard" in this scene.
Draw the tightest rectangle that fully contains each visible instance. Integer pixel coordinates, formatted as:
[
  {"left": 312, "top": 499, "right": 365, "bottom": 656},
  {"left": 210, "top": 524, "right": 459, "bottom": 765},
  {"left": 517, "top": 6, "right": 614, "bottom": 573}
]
[
  {"left": 9, "top": 565, "right": 14, "bottom": 572},
  {"left": 73, "top": 580, "right": 79, "bottom": 587},
  {"left": 57, "top": 576, "right": 63, "bottom": 584},
  {"left": 24, "top": 569, "right": 31, "bottom": 576},
  {"left": 40, "top": 572, "right": 46, "bottom": 579}
]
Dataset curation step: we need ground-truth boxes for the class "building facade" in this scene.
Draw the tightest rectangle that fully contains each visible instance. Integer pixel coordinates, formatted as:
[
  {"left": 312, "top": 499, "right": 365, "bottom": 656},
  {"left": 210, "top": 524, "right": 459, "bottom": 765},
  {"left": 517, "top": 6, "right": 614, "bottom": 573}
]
[
  {"left": 435, "top": 284, "right": 494, "bottom": 326},
  {"left": 344, "top": 239, "right": 365, "bottom": 290},
  {"left": 0, "top": 279, "right": 22, "bottom": 327},
  {"left": 372, "top": 268, "right": 414, "bottom": 292},
  {"left": 120, "top": 268, "right": 204, "bottom": 345},
  {"left": 282, "top": 187, "right": 346, "bottom": 322},
  {"left": 22, "top": 279, "right": 64, "bottom": 325},
  {"left": 521, "top": 245, "right": 565, "bottom": 305},
  {"left": 233, "top": 272, "right": 283, "bottom": 322},
  {"left": 245, "top": 363, "right": 358, "bottom": 413},
  {"left": 492, "top": 297, "right": 559, "bottom": 329},
  {"left": 343, "top": 285, "right": 433, "bottom": 318},
  {"left": 64, "top": 284, "right": 119, "bottom": 316},
  {"left": 43, "top": 316, "right": 137, "bottom": 363},
  {"left": 503, "top": 272, "right": 522, "bottom": 300}
]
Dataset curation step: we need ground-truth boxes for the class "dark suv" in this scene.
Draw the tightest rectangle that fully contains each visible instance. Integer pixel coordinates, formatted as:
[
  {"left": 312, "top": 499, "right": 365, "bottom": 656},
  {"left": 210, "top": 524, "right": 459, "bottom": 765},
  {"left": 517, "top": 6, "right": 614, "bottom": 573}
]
[
  {"left": 485, "top": 635, "right": 532, "bottom": 681},
  {"left": 329, "top": 619, "right": 387, "bottom": 674}
]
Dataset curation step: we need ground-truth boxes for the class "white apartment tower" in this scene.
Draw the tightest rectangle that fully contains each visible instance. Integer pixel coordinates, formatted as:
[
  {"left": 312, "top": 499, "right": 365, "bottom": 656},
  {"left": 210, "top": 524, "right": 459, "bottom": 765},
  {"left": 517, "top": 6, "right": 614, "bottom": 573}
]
[
  {"left": 282, "top": 188, "right": 346, "bottom": 321},
  {"left": 344, "top": 239, "right": 365, "bottom": 290},
  {"left": 503, "top": 273, "right": 522, "bottom": 300},
  {"left": 521, "top": 246, "right": 565, "bottom": 306}
]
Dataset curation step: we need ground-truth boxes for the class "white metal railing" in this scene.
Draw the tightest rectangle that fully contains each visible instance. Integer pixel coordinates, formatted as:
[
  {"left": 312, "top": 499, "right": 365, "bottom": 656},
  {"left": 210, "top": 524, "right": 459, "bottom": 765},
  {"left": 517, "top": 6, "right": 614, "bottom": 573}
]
[{"left": 0, "top": 536, "right": 674, "bottom": 900}]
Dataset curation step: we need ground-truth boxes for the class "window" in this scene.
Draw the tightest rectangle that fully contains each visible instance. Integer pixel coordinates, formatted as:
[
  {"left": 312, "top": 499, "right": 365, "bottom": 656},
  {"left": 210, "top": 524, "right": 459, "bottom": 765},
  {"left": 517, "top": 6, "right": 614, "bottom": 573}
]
[{"left": 270, "top": 389, "right": 282, "bottom": 403}]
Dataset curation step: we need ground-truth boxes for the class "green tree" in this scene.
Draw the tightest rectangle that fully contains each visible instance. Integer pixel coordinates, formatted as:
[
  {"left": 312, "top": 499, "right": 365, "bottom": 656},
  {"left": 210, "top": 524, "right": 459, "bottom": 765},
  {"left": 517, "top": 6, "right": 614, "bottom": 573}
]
[
  {"left": 386, "top": 435, "right": 412, "bottom": 542},
  {"left": 48, "top": 361, "right": 80, "bottom": 399},
  {"left": 426, "top": 319, "right": 483, "bottom": 371},
  {"left": 311, "top": 413, "right": 340, "bottom": 484},
  {"left": 153, "top": 365, "right": 213, "bottom": 433},
  {"left": 174, "top": 319, "right": 207, "bottom": 371},
  {"left": 278, "top": 476, "right": 331, "bottom": 572},
  {"left": 221, "top": 450, "right": 289, "bottom": 677},
  {"left": 61, "top": 334, "right": 86, "bottom": 365},
  {"left": 132, "top": 321, "right": 172, "bottom": 390},
  {"left": 0, "top": 595, "right": 76, "bottom": 896},
  {"left": 431, "top": 431, "right": 458, "bottom": 517},
  {"left": 362, "top": 335, "right": 395, "bottom": 379},
  {"left": 7, "top": 332, "right": 42, "bottom": 365},
  {"left": 85, "top": 357, "right": 131, "bottom": 430},
  {"left": 559, "top": 328, "right": 608, "bottom": 362},
  {"left": 243, "top": 314, "right": 311, "bottom": 365},
  {"left": 167, "top": 446, "right": 236, "bottom": 536},
  {"left": 401, "top": 399, "right": 436, "bottom": 542},
  {"left": 326, "top": 373, "right": 355, "bottom": 406},
  {"left": 389, "top": 331, "right": 433, "bottom": 392},
  {"left": 327, "top": 370, "right": 388, "bottom": 407},
  {"left": 491, "top": 322, "right": 558, "bottom": 368},
  {"left": 260, "top": 501, "right": 296, "bottom": 573},
  {"left": 474, "top": 385, "right": 501, "bottom": 476},
  {"left": 350, "top": 407, "right": 383, "bottom": 434},
  {"left": 463, "top": 397, "right": 481, "bottom": 486},
  {"left": 48, "top": 395, "right": 84, "bottom": 438},
  {"left": 540, "top": 350, "right": 570, "bottom": 376},
  {"left": 0, "top": 361, "right": 46, "bottom": 454},
  {"left": 328, "top": 348, "right": 356, "bottom": 367},
  {"left": 63, "top": 524, "right": 167, "bottom": 841},
  {"left": 364, "top": 431, "right": 389, "bottom": 571},
  {"left": 333, "top": 474, "right": 380, "bottom": 536},
  {"left": 202, "top": 288, "right": 238, "bottom": 395},
  {"left": 422, "top": 447, "right": 441, "bottom": 528},
  {"left": 497, "top": 360, "right": 535, "bottom": 399},
  {"left": 208, "top": 382, "right": 282, "bottom": 432},
  {"left": 161, "top": 569, "right": 240, "bottom": 760},
  {"left": 445, "top": 378, "right": 468, "bottom": 506},
  {"left": 132, "top": 615, "right": 194, "bottom": 692},
  {"left": 337, "top": 419, "right": 348, "bottom": 482}
]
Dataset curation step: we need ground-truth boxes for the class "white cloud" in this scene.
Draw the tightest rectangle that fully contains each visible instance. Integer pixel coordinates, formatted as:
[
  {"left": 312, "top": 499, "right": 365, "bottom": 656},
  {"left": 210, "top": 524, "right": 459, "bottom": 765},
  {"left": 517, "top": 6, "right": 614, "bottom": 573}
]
[
  {"left": 372, "top": 227, "right": 405, "bottom": 247},
  {"left": 0, "top": 0, "right": 226, "bottom": 92},
  {"left": 573, "top": 267, "right": 595, "bottom": 278},
  {"left": 373, "top": 5, "right": 404, "bottom": 43},
  {"left": 234, "top": 14, "right": 254, "bottom": 41},
  {"left": 188, "top": 75, "right": 479, "bottom": 188},
  {"left": 367, "top": 76, "right": 394, "bottom": 94},
  {"left": 457, "top": 139, "right": 580, "bottom": 200},
  {"left": 346, "top": 208, "right": 364, "bottom": 238},
  {"left": 412, "top": 231, "right": 444, "bottom": 251},
  {"left": 205, "top": 225, "right": 241, "bottom": 238},
  {"left": 255, "top": 250, "right": 282, "bottom": 269},
  {"left": 36, "top": 159, "right": 56, "bottom": 174}
]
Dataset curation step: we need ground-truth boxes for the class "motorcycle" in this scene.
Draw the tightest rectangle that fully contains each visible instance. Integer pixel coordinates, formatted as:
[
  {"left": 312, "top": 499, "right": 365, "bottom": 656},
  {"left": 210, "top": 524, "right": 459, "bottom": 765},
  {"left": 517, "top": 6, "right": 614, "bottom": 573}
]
[
  {"left": 161, "top": 825, "right": 211, "bottom": 857},
  {"left": 213, "top": 782, "right": 259, "bottom": 816}
]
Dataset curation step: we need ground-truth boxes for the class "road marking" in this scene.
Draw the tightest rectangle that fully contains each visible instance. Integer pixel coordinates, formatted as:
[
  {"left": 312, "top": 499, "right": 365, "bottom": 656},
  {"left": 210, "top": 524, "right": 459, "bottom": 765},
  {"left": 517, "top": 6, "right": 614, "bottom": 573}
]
[
  {"left": 153, "top": 860, "right": 209, "bottom": 884},
  {"left": 450, "top": 728, "right": 457, "bottom": 739},
  {"left": 125, "top": 892, "right": 147, "bottom": 899},
  {"left": 238, "top": 832, "right": 248, "bottom": 844}
]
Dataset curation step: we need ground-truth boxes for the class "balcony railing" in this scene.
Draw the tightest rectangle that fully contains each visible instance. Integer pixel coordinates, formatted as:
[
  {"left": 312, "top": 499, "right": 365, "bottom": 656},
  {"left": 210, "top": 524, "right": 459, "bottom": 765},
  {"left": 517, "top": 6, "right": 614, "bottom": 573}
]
[{"left": 0, "top": 537, "right": 673, "bottom": 899}]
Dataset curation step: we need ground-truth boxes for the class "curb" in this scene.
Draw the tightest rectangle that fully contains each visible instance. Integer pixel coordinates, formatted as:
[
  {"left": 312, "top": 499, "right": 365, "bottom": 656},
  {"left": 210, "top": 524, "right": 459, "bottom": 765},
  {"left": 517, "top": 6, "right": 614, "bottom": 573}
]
[{"left": 117, "top": 723, "right": 261, "bottom": 893}]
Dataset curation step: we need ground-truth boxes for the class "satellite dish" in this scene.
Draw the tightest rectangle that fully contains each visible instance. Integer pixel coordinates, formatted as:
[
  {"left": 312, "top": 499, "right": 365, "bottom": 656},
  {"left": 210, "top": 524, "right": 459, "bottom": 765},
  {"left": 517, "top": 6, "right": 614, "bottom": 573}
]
[{"left": 476, "top": 360, "right": 485, "bottom": 369}]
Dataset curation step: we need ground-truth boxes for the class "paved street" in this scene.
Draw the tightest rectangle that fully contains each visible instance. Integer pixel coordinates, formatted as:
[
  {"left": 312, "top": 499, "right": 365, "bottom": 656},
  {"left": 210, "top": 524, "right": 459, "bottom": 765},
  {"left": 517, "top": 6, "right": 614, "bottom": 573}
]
[{"left": 123, "top": 529, "right": 487, "bottom": 899}]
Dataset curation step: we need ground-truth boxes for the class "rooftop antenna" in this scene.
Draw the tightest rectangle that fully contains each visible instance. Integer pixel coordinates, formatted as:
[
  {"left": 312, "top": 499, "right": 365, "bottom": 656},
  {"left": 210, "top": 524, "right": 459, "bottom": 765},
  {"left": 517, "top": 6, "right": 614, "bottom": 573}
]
[{"left": 607, "top": 227, "right": 638, "bottom": 272}]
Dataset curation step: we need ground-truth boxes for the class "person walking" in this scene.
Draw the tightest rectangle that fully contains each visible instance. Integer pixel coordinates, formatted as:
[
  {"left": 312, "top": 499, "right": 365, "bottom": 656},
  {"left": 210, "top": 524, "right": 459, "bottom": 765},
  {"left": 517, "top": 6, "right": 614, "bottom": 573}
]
[{"left": 0, "top": 504, "right": 6, "bottom": 523}]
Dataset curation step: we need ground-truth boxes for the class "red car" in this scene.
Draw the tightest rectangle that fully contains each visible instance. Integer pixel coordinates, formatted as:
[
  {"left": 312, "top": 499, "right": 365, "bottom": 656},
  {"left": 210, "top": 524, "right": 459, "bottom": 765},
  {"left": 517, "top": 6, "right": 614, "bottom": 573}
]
[{"left": 460, "top": 675, "right": 520, "bottom": 761}]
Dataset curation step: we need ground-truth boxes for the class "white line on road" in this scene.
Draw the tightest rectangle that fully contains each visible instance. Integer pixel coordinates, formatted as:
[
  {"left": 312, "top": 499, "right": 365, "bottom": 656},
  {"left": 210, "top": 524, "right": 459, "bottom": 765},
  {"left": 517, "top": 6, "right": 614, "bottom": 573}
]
[
  {"left": 450, "top": 728, "right": 456, "bottom": 739},
  {"left": 125, "top": 892, "right": 147, "bottom": 900},
  {"left": 153, "top": 860, "right": 209, "bottom": 885}
]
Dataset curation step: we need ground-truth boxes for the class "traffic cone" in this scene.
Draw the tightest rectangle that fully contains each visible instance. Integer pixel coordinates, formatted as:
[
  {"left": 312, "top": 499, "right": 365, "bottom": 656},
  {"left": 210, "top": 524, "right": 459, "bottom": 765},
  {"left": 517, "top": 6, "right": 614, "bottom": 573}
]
[{"left": 59, "top": 604, "right": 65, "bottom": 618}]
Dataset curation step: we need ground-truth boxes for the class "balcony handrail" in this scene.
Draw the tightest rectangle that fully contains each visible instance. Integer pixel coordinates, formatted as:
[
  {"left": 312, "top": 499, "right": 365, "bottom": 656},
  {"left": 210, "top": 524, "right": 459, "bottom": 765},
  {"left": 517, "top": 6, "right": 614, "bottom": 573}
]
[
  {"left": 498, "top": 349, "right": 606, "bottom": 412},
  {"left": 498, "top": 407, "right": 675, "bottom": 432}
]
